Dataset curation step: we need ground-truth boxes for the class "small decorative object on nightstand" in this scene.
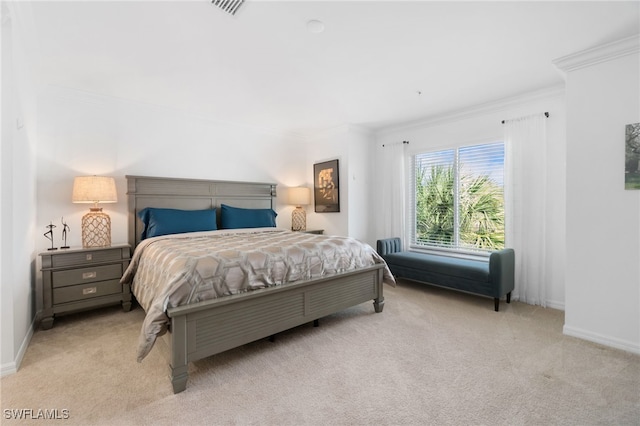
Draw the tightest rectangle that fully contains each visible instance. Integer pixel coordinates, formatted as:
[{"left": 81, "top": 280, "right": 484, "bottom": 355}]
[
  {"left": 289, "top": 187, "right": 310, "bottom": 231},
  {"left": 61, "top": 217, "right": 70, "bottom": 249},
  {"left": 72, "top": 176, "right": 117, "bottom": 248},
  {"left": 44, "top": 222, "right": 57, "bottom": 251},
  {"left": 39, "top": 244, "right": 132, "bottom": 330}
]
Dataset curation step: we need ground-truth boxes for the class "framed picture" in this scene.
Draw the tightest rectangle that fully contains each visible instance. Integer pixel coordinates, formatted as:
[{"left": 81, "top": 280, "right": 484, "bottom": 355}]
[
  {"left": 625, "top": 122, "right": 640, "bottom": 190},
  {"left": 314, "top": 159, "right": 340, "bottom": 212}
]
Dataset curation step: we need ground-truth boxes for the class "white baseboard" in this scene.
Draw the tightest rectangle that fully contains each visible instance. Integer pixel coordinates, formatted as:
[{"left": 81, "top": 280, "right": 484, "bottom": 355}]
[
  {"left": 511, "top": 295, "right": 565, "bottom": 311},
  {"left": 0, "top": 361, "right": 17, "bottom": 377},
  {"left": 545, "top": 299, "right": 565, "bottom": 311},
  {"left": 563, "top": 324, "right": 640, "bottom": 355},
  {"left": 0, "top": 320, "right": 34, "bottom": 378}
]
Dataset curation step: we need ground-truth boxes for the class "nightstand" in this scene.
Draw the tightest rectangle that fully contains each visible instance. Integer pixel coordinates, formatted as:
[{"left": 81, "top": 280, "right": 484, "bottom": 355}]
[
  {"left": 39, "top": 244, "right": 132, "bottom": 330},
  {"left": 303, "top": 229, "right": 324, "bottom": 235}
]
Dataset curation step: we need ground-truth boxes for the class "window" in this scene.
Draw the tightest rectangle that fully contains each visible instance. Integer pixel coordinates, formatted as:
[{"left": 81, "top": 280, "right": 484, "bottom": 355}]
[{"left": 411, "top": 141, "right": 505, "bottom": 254}]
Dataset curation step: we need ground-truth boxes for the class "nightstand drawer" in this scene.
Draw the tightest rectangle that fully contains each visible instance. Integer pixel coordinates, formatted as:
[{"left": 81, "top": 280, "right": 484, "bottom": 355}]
[
  {"left": 51, "top": 249, "right": 125, "bottom": 268},
  {"left": 52, "top": 264, "right": 123, "bottom": 288},
  {"left": 53, "top": 279, "right": 122, "bottom": 304}
]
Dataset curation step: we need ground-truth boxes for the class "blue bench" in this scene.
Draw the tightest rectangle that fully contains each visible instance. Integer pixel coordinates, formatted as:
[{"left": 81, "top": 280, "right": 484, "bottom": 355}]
[{"left": 377, "top": 238, "right": 514, "bottom": 311}]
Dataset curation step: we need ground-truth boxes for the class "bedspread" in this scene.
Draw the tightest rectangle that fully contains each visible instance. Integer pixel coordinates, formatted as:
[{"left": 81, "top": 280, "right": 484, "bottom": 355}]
[{"left": 121, "top": 228, "right": 395, "bottom": 361}]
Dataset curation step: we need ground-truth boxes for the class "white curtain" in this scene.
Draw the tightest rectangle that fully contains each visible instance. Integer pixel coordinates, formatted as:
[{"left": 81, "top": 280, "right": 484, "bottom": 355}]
[
  {"left": 379, "top": 141, "right": 407, "bottom": 247},
  {"left": 504, "top": 113, "right": 548, "bottom": 307}
]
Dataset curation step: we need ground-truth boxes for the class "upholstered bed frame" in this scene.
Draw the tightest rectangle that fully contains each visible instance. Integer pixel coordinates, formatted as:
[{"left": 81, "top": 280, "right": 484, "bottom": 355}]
[{"left": 126, "top": 175, "right": 385, "bottom": 393}]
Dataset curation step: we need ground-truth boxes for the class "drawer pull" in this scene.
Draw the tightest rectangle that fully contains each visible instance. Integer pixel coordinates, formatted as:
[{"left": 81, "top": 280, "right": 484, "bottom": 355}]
[
  {"left": 82, "top": 271, "right": 97, "bottom": 279},
  {"left": 83, "top": 287, "right": 97, "bottom": 295},
  {"left": 86, "top": 254, "right": 93, "bottom": 261}
]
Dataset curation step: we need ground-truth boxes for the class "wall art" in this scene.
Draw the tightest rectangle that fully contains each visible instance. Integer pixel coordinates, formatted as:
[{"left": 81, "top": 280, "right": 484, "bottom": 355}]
[
  {"left": 314, "top": 159, "right": 340, "bottom": 212},
  {"left": 625, "top": 122, "right": 640, "bottom": 190}
]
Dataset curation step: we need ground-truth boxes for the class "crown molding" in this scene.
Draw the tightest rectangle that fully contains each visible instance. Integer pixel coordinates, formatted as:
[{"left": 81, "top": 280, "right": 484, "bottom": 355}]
[
  {"left": 553, "top": 35, "right": 640, "bottom": 73},
  {"left": 377, "top": 84, "right": 565, "bottom": 135}
]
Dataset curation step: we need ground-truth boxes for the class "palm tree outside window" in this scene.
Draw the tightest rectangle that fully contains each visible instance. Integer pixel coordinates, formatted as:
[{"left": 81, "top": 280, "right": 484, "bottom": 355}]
[{"left": 412, "top": 142, "right": 505, "bottom": 253}]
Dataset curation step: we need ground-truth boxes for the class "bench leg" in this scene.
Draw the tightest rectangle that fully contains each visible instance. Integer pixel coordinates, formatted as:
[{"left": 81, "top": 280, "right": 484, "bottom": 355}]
[{"left": 494, "top": 293, "right": 512, "bottom": 311}]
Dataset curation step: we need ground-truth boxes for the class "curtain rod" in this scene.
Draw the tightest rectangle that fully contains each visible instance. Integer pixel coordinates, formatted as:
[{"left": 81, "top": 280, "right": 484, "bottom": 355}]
[
  {"left": 502, "top": 111, "right": 549, "bottom": 124},
  {"left": 382, "top": 140, "right": 409, "bottom": 147}
]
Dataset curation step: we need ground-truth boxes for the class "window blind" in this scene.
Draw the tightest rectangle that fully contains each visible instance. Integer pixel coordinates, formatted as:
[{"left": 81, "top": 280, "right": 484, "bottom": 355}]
[{"left": 410, "top": 141, "right": 505, "bottom": 253}]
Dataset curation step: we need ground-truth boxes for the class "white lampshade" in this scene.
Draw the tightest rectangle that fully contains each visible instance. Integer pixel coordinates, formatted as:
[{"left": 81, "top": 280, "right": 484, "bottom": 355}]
[
  {"left": 288, "top": 187, "right": 310, "bottom": 207},
  {"left": 72, "top": 176, "right": 117, "bottom": 205}
]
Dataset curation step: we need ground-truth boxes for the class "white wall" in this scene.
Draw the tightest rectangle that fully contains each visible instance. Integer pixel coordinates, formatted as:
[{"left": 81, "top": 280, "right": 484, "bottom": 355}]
[
  {"left": 35, "top": 85, "right": 307, "bottom": 252},
  {"left": 558, "top": 37, "right": 640, "bottom": 354},
  {"left": 375, "top": 87, "right": 567, "bottom": 309},
  {"left": 1, "top": 4, "right": 38, "bottom": 376},
  {"left": 1, "top": 5, "right": 16, "bottom": 374},
  {"left": 305, "top": 125, "right": 375, "bottom": 243},
  {"left": 345, "top": 128, "right": 375, "bottom": 246}
]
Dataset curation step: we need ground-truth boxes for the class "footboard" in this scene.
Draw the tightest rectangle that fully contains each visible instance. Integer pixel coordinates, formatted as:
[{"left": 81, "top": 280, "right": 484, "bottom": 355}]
[{"left": 164, "top": 264, "right": 385, "bottom": 393}]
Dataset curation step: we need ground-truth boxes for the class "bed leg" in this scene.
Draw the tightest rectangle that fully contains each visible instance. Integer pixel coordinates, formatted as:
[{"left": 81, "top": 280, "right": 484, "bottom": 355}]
[
  {"left": 122, "top": 283, "right": 132, "bottom": 312},
  {"left": 313, "top": 319, "right": 319, "bottom": 327},
  {"left": 169, "top": 315, "right": 189, "bottom": 393},
  {"left": 170, "top": 364, "right": 189, "bottom": 394},
  {"left": 374, "top": 297, "right": 385, "bottom": 313},
  {"left": 507, "top": 292, "right": 512, "bottom": 303}
]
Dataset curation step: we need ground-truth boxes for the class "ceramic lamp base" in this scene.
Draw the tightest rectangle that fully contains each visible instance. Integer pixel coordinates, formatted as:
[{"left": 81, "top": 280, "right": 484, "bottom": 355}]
[
  {"left": 291, "top": 207, "right": 307, "bottom": 232},
  {"left": 82, "top": 208, "right": 112, "bottom": 248}
]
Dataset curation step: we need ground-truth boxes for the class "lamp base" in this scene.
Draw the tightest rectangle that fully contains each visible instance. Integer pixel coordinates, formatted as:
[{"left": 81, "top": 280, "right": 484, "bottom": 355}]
[
  {"left": 291, "top": 207, "right": 307, "bottom": 232},
  {"left": 82, "top": 208, "right": 112, "bottom": 248}
]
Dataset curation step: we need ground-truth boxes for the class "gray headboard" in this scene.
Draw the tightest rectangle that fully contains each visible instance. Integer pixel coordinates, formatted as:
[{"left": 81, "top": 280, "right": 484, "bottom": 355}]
[{"left": 126, "top": 175, "right": 277, "bottom": 248}]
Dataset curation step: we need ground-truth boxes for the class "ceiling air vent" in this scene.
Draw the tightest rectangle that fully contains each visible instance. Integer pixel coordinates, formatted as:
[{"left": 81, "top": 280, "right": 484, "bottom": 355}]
[{"left": 212, "top": 0, "right": 244, "bottom": 16}]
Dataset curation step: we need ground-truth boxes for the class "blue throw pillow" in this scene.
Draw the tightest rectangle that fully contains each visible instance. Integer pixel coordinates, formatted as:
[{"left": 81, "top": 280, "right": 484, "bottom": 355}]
[
  {"left": 137, "top": 207, "right": 217, "bottom": 239},
  {"left": 220, "top": 204, "right": 277, "bottom": 229}
]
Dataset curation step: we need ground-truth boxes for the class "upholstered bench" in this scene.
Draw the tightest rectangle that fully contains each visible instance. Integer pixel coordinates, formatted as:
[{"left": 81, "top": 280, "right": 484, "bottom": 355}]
[{"left": 377, "top": 238, "right": 515, "bottom": 311}]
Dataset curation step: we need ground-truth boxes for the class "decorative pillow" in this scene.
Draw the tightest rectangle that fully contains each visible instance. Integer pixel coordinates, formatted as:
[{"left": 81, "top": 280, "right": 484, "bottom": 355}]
[
  {"left": 138, "top": 207, "right": 217, "bottom": 239},
  {"left": 220, "top": 204, "right": 277, "bottom": 229}
]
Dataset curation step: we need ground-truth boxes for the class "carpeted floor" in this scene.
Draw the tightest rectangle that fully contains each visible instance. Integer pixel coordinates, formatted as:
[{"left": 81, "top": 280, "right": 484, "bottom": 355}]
[{"left": 2, "top": 279, "right": 639, "bottom": 425}]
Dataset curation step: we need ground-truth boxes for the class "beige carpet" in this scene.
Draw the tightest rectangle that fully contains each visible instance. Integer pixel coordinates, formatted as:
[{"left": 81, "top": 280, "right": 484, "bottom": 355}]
[{"left": 2, "top": 279, "right": 639, "bottom": 425}]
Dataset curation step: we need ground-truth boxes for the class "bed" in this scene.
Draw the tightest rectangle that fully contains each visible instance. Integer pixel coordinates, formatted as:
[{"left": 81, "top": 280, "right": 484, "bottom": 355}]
[{"left": 123, "top": 175, "right": 393, "bottom": 393}]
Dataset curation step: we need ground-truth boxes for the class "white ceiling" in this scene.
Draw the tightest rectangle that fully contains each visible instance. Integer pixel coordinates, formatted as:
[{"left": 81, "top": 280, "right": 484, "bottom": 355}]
[{"left": 29, "top": 0, "right": 640, "bottom": 136}]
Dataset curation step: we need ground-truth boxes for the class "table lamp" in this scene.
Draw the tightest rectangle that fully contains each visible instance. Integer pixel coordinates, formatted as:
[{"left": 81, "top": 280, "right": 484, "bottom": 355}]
[
  {"left": 289, "top": 187, "right": 310, "bottom": 231},
  {"left": 72, "top": 176, "right": 117, "bottom": 248}
]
